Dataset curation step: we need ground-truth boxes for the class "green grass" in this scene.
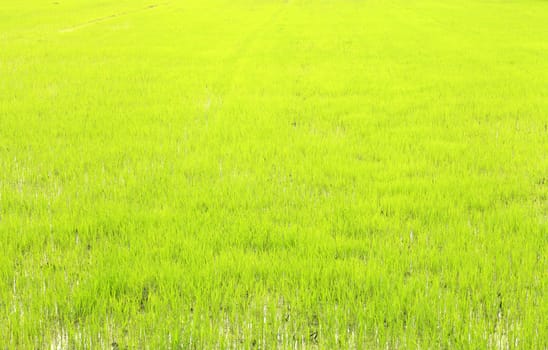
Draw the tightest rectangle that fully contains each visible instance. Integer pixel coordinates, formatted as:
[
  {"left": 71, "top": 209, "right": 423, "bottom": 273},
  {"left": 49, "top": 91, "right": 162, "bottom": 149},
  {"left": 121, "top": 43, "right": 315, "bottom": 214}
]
[{"left": 1, "top": 0, "right": 547, "bottom": 348}]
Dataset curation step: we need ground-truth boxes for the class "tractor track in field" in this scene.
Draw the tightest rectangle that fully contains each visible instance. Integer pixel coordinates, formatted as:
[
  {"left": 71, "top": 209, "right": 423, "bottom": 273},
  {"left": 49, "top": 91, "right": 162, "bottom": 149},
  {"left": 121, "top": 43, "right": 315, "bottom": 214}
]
[
  {"left": 212, "top": 4, "right": 286, "bottom": 100},
  {"left": 226, "top": 6, "right": 285, "bottom": 92},
  {"left": 58, "top": 2, "right": 169, "bottom": 33},
  {"left": 198, "top": 4, "right": 286, "bottom": 125}
]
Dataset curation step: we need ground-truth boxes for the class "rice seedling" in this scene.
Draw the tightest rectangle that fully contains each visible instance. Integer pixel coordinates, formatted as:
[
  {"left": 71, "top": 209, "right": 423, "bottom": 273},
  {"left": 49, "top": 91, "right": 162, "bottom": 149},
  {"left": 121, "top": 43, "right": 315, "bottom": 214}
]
[{"left": 1, "top": 0, "right": 546, "bottom": 348}]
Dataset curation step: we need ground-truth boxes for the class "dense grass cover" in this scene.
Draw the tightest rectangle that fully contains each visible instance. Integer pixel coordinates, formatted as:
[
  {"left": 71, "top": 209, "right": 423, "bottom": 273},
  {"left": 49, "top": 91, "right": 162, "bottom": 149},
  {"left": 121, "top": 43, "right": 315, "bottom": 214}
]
[{"left": 1, "top": 0, "right": 547, "bottom": 348}]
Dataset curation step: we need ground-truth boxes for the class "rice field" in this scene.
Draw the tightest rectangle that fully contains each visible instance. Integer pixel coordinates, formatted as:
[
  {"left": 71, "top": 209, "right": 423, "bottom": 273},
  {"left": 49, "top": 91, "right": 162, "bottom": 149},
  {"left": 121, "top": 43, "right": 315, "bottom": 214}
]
[{"left": 0, "top": 0, "right": 547, "bottom": 348}]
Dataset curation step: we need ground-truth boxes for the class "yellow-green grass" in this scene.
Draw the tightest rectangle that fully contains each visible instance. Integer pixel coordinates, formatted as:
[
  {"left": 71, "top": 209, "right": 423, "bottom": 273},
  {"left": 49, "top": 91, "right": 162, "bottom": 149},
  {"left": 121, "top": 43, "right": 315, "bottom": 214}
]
[{"left": 1, "top": 0, "right": 547, "bottom": 348}]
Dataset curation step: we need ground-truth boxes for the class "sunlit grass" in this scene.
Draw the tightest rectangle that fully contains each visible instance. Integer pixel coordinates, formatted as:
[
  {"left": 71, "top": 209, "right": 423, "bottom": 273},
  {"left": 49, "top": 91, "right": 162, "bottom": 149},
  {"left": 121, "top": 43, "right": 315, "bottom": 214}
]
[{"left": 1, "top": 0, "right": 547, "bottom": 348}]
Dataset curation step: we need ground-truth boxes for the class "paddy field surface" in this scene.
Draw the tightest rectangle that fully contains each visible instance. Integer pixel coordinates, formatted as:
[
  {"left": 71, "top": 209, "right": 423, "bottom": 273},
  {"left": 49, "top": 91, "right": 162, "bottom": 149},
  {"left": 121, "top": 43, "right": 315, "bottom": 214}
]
[{"left": 0, "top": 0, "right": 547, "bottom": 348}]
